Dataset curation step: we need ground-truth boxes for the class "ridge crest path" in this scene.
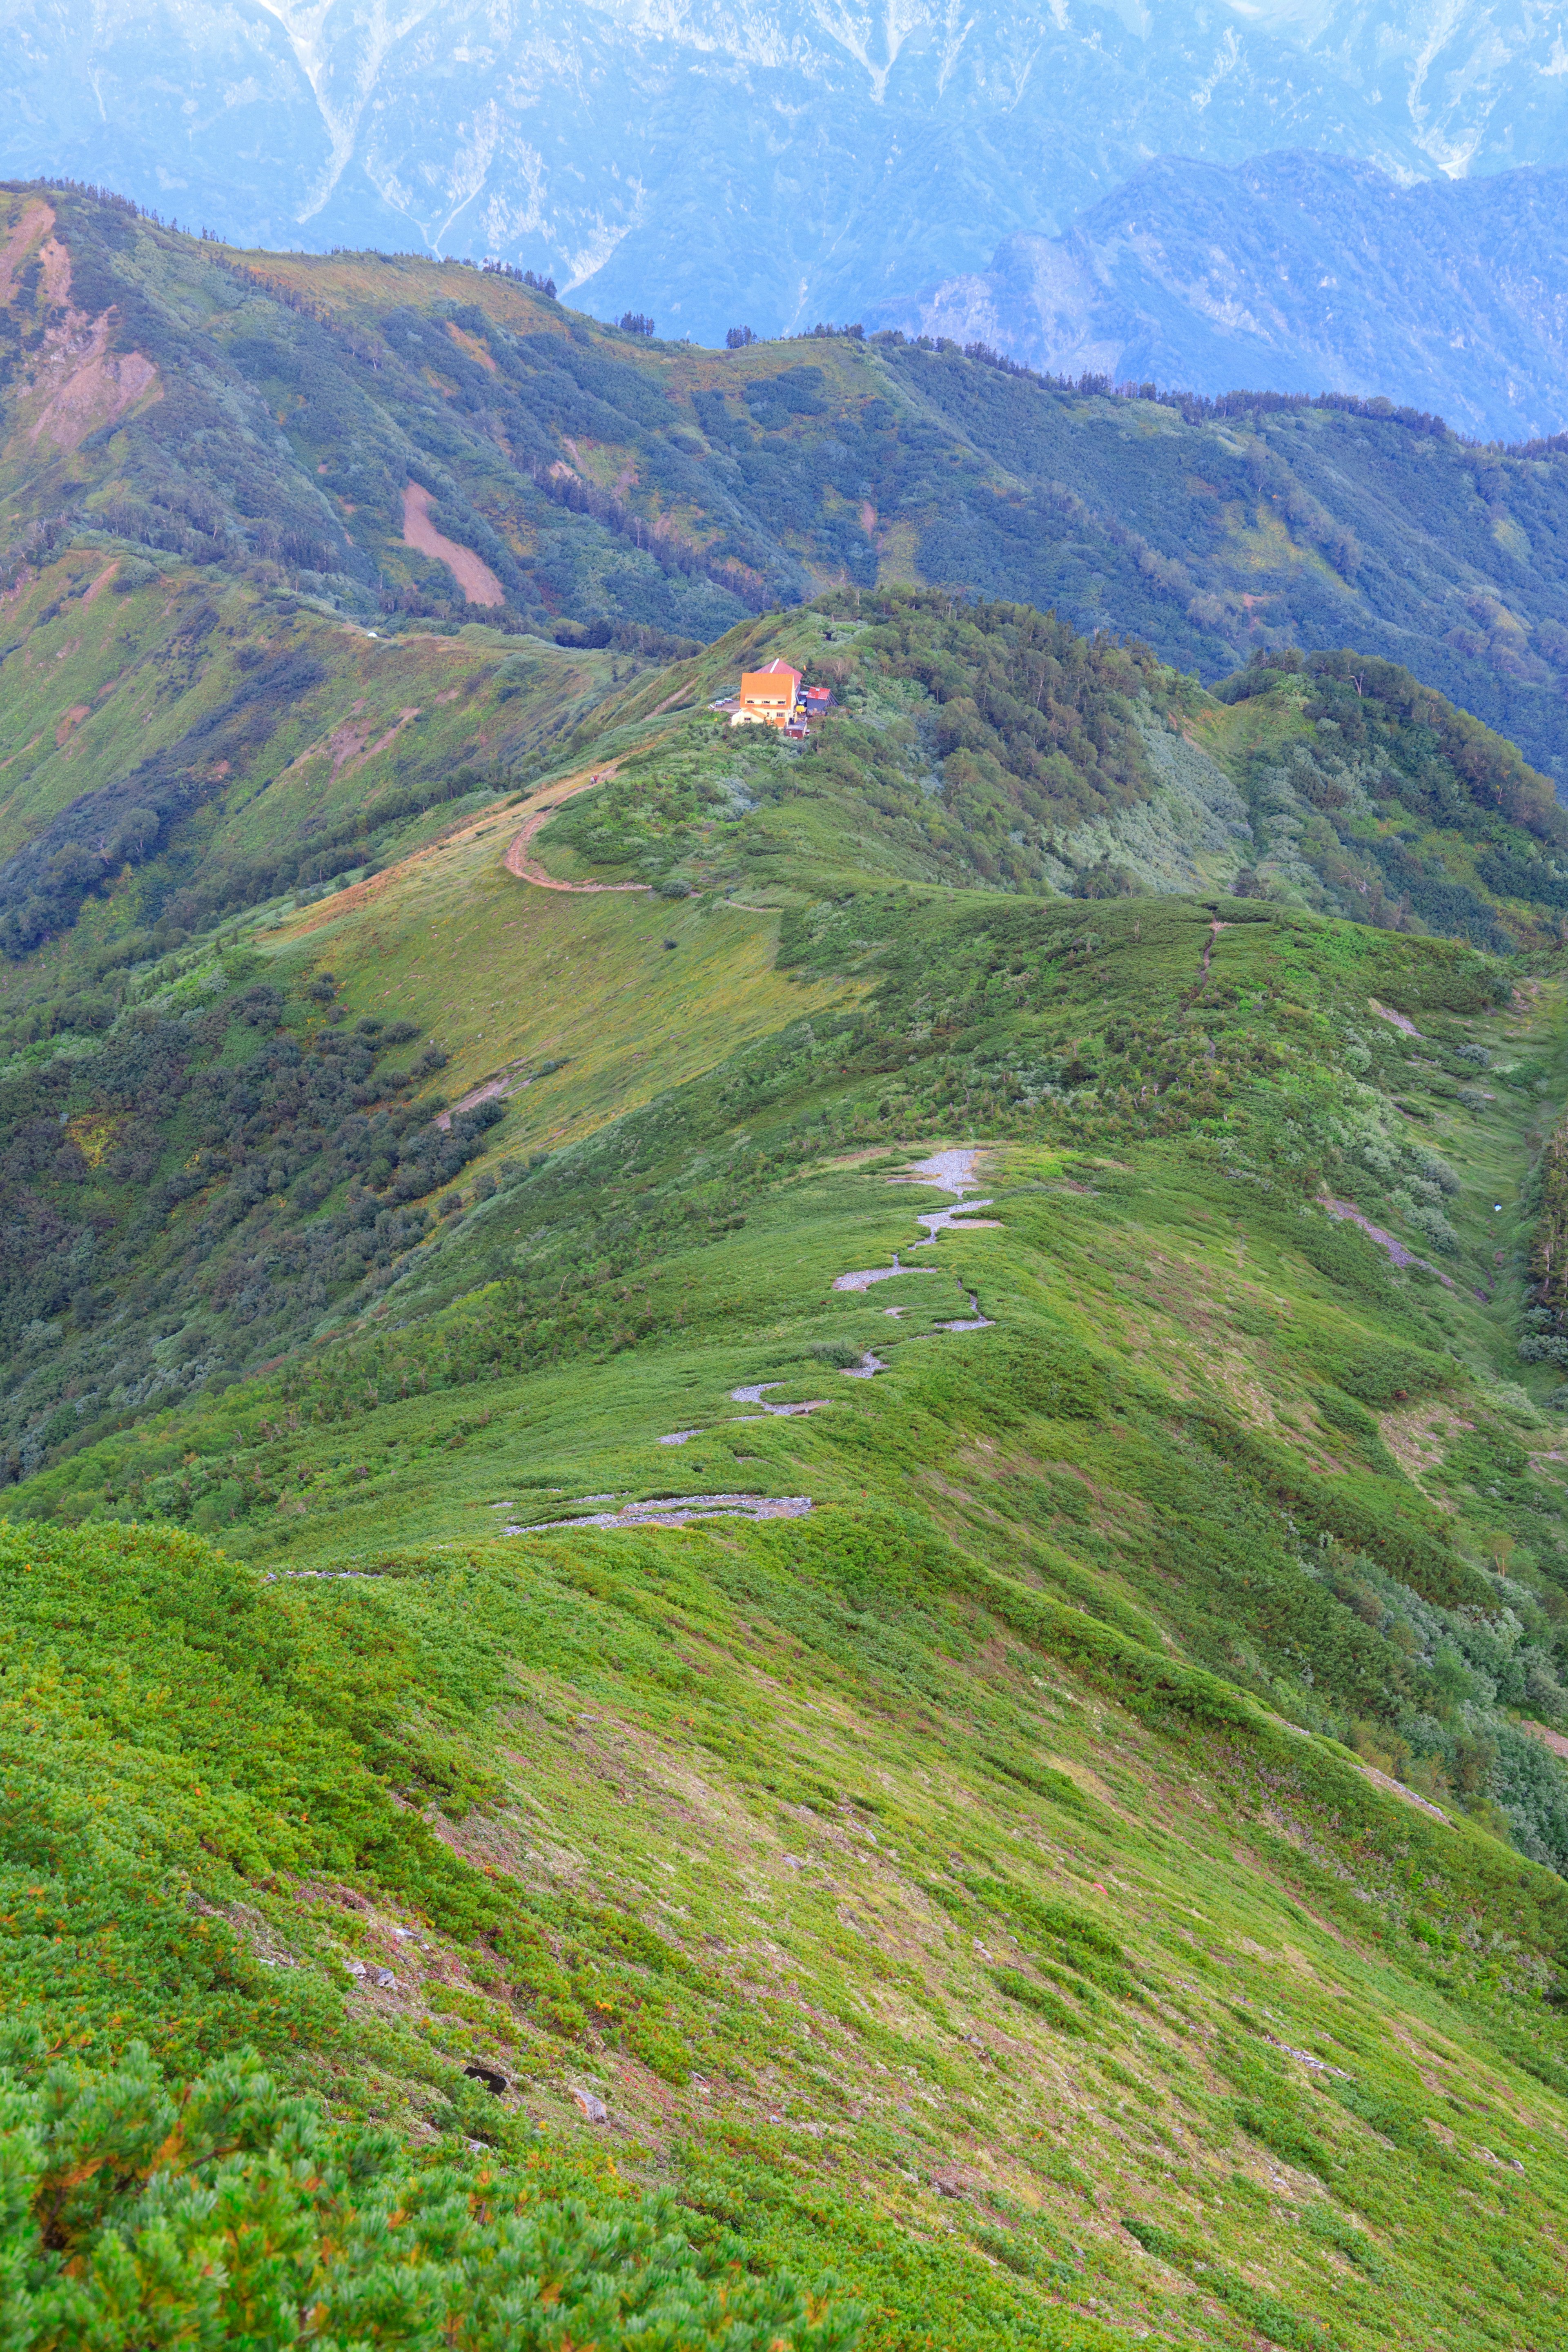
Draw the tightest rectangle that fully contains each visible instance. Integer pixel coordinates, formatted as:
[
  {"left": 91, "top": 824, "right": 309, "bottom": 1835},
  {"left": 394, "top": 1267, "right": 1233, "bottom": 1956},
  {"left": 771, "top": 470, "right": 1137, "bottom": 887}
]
[{"left": 503, "top": 763, "right": 652, "bottom": 893}]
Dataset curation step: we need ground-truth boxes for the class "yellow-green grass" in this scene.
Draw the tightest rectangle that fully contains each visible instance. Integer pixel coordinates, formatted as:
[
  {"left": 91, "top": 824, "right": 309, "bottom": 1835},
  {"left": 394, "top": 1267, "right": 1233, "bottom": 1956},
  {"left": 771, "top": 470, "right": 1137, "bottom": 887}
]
[
  {"left": 20, "top": 1108, "right": 1568, "bottom": 2349},
  {"left": 256, "top": 791, "right": 865, "bottom": 1165}
]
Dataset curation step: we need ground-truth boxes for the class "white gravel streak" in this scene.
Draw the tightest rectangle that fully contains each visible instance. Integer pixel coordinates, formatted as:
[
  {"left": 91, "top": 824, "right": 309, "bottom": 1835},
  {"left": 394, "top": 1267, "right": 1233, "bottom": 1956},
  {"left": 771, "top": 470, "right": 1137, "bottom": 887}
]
[
  {"left": 508, "top": 1493, "right": 813, "bottom": 1532},
  {"left": 730, "top": 1382, "right": 829, "bottom": 1415},
  {"left": 569, "top": 1152, "right": 1000, "bottom": 1520},
  {"left": 835, "top": 1149, "right": 1000, "bottom": 1292}
]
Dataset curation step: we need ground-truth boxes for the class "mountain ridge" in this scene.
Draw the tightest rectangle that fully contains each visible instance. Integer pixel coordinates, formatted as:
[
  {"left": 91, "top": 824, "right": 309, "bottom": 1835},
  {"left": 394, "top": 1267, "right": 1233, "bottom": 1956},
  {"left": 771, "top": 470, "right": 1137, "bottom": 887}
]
[
  {"left": 7, "top": 1, "right": 1568, "bottom": 344},
  {"left": 7, "top": 548, "right": 1568, "bottom": 2341},
  {"left": 16, "top": 183, "right": 1568, "bottom": 802},
  {"left": 892, "top": 152, "right": 1568, "bottom": 445}
]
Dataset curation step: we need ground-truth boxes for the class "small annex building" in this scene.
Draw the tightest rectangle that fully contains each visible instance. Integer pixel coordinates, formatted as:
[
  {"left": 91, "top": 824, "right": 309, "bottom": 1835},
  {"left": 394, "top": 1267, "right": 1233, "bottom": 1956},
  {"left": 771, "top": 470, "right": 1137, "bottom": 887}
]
[{"left": 731, "top": 657, "right": 802, "bottom": 728}]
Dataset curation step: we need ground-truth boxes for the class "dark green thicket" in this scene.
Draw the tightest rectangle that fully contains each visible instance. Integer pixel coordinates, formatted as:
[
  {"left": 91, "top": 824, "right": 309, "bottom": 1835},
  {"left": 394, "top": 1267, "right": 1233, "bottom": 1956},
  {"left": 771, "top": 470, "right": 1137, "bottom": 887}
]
[
  {"left": 0, "top": 641, "right": 330, "bottom": 957},
  {"left": 1220, "top": 645, "right": 1567, "bottom": 845},
  {"left": 0, "top": 962, "right": 509, "bottom": 1480},
  {"left": 548, "top": 591, "right": 1189, "bottom": 895}
]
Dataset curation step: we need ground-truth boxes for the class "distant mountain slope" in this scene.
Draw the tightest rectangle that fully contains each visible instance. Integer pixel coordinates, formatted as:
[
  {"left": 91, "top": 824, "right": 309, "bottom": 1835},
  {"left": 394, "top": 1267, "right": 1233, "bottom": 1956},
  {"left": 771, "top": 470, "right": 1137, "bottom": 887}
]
[
  {"left": 4, "top": 2, "right": 1568, "bottom": 343},
  {"left": 13, "top": 185, "right": 1568, "bottom": 792},
  {"left": 895, "top": 153, "right": 1568, "bottom": 444},
  {"left": 6, "top": 576, "right": 1568, "bottom": 1470},
  {"left": 9, "top": 576, "right": 1568, "bottom": 2350}
]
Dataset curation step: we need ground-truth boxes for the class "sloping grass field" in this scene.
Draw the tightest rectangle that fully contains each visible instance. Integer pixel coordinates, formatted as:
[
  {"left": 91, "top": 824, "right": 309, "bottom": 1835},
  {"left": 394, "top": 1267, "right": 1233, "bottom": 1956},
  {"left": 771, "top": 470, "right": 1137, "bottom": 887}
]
[{"left": 8, "top": 581, "right": 1568, "bottom": 2344}]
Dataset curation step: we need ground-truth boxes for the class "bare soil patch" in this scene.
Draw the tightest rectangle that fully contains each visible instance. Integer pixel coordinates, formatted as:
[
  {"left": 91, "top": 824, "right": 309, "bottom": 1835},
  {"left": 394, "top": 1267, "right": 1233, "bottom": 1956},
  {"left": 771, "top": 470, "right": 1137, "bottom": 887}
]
[
  {"left": 401, "top": 483, "right": 504, "bottom": 605},
  {"left": 0, "top": 200, "right": 51, "bottom": 306}
]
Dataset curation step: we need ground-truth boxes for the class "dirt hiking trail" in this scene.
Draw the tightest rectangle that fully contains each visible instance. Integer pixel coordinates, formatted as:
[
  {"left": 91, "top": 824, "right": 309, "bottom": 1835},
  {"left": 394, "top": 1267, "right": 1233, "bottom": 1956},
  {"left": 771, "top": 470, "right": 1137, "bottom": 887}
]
[
  {"left": 277, "top": 755, "right": 651, "bottom": 941},
  {"left": 503, "top": 763, "right": 652, "bottom": 894}
]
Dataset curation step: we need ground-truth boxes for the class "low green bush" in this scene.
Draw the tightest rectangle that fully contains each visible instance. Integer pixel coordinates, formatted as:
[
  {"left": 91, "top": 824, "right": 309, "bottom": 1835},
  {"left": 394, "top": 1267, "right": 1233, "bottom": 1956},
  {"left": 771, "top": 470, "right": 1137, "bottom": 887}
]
[{"left": 1, "top": 2034, "right": 860, "bottom": 2351}]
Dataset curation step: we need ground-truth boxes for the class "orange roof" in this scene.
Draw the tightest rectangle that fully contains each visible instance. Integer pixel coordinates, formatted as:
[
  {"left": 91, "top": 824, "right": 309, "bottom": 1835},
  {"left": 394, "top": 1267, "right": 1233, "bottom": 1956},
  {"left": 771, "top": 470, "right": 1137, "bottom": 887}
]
[{"left": 741, "top": 659, "right": 801, "bottom": 690}]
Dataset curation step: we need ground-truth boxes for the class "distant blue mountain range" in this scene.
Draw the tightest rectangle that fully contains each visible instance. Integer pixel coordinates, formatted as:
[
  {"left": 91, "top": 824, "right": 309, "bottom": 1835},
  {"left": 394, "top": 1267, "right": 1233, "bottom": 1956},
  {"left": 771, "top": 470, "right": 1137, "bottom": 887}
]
[
  {"left": 894, "top": 152, "right": 1568, "bottom": 444},
  {"left": 4, "top": 1, "right": 1568, "bottom": 431}
]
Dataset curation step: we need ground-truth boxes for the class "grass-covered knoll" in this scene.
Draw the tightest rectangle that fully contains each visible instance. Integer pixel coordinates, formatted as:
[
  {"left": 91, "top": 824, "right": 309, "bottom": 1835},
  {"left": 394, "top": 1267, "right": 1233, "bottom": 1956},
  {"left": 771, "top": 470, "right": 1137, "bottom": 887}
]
[
  {"left": 12, "top": 183, "right": 1568, "bottom": 784},
  {"left": 0, "top": 540, "right": 655, "bottom": 970},
  {"left": 540, "top": 591, "right": 1568, "bottom": 938}
]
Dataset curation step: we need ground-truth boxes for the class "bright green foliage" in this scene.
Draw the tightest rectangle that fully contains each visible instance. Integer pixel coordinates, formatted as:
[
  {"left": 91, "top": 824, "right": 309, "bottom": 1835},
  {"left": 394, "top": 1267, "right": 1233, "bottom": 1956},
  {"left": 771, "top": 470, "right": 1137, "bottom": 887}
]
[
  {"left": 1, "top": 2037, "right": 858, "bottom": 2350},
  {"left": 10, "top": 470, "right": 1568, "bottom": 2341}
]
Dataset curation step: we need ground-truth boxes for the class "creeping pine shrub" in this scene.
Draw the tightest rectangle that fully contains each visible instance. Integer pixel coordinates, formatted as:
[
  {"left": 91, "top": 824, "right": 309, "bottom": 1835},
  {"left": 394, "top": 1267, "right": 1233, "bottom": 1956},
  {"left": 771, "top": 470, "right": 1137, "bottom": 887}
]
[{"left": 0, "top": 2034, "right": 862, "bottom": 2352}]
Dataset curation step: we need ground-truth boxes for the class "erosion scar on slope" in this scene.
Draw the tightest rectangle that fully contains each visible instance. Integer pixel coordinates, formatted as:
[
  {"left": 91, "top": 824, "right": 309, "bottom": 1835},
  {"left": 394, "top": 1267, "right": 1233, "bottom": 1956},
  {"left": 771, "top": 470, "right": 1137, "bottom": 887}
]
[{"left": 402, "top": 483, "right": 505, "bottom": 606}]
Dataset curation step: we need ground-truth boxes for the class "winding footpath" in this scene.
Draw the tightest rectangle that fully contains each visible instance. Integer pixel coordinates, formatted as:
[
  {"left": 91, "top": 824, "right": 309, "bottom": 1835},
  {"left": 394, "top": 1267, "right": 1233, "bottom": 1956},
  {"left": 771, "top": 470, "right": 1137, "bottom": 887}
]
[
  {"left": 647, "top": 1151, "right": 998, "bottom": 1457},
  {"left": 503, "top": 765, "right": 652, "bottom": 894},
  {"left": 495, "top": 1152, "right": 1002, "bottom": 1537}
]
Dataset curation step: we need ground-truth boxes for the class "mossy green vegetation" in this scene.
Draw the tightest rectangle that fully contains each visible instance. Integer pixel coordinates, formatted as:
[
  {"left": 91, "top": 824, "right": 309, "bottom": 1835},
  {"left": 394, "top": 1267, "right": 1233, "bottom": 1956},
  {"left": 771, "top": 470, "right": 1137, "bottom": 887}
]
[
  {"left": 4, "top": 2035, "right": 860, "bottom": 2350},
  {"left": 10, "top": 572, "right": 1568, "bottom": 2339},
  {"left": 12, "top": 180, "right": 1568, "bottom": 793}
]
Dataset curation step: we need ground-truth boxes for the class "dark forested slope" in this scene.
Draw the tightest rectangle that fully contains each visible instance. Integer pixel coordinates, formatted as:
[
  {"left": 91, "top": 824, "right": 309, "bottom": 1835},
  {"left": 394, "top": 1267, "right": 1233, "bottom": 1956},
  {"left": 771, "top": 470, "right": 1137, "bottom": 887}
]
[{"left": 10, "top": 183, "right": 1568, "bottom": 788}]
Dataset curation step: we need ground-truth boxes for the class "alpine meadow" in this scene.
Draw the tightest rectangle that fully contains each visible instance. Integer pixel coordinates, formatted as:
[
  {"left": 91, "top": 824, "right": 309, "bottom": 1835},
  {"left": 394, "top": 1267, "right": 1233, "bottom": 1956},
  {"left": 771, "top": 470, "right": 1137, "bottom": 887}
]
[{"left": 8, "top": 180, "right": 1568, "bottom": 2352}]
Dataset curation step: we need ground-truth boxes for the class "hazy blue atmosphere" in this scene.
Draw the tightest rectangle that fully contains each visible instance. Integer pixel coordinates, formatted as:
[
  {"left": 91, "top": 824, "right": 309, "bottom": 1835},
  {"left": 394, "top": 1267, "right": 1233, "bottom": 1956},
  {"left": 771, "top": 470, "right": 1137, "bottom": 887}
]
[{"left": 4, "top": 0, "right": 1568, "bottom": 426}]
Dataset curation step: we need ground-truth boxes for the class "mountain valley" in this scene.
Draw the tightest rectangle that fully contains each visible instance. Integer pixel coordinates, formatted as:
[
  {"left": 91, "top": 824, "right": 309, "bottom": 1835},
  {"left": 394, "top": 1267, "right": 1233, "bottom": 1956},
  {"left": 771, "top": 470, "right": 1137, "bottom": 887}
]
[{"left": 9, "top": 178, "right": 1568, "bottom": 2351}]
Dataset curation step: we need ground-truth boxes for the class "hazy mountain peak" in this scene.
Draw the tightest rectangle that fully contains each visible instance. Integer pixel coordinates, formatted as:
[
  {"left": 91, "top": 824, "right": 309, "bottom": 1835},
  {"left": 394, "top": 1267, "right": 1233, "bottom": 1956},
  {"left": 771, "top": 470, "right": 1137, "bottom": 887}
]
[
  {"left": 899, "top": 149, "right": 1568, "bottom": 441},
  {"left": 6, "top": 0, "right": 1568, "bottom": 342}
]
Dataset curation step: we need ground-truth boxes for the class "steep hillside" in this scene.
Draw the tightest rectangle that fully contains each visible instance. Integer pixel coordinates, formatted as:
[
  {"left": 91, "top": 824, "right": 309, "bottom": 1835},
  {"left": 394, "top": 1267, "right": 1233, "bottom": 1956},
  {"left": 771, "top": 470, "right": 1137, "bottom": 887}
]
[
  {"left": 902, "top": 154, "right": 1568, "bottom": 444},
  {"left": 11, "top": 185, "right": 1568, "bottom": 793},
  {"left": 10, "top": 585, "right": 1568, "bottom": 1487},
  {"left": 9, "top": 585, "right": 1568, "bottom": 2344},
  {"left": 3, "top": 0, "right": 1566, "bottom": 341}
]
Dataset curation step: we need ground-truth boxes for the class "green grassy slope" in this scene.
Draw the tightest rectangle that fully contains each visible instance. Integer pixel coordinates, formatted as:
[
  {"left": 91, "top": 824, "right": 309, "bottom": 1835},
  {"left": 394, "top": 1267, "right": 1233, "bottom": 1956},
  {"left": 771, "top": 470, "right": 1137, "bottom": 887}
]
[
  {"left": 12, "top": 595, "right": 1568, "bottom": 2336},
  {"left": 10, "top": 182, "right": 1568, "bottom": 788},
  {"left": 11, "top": 586, "right": 1568, "bottom": 1499},
  {"left": 0, "top": 541, "right": 658, "bottom": 971}
]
